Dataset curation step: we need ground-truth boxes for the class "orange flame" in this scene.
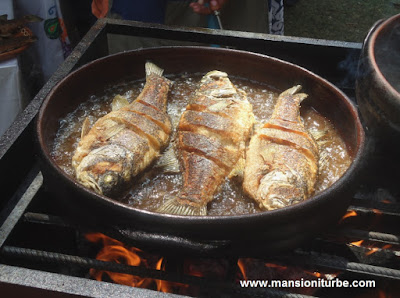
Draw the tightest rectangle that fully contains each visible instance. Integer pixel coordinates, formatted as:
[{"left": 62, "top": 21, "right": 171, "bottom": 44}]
[
  {"left": 155, "top": 258, "right": 174, "bottom": 293},
  {"left": 340, "top": 210, "right": 358, "bottom": 222},
  {"left": 265, "top": 263, "right": 288, "bottom": 270},
  {"left": 86, "top": 233, "right": 196, "bottom": 294},
  {"left": 86, "top": 233, "right": 154, "bottom": 288},
  {"left": 304, "top": 270, "right": 322, "bottom": 278},
  {"left": 372, "top": 209, "right": 383, "bottom": 215},
  {"left": 350, "top": 240, "right": 364, "bottom": 246},
  {"left": 365, "top": 247, "right": 380, "bottom": 256},
  {"left": 237, "top": 259, "right": 248, "bottom": 280}
]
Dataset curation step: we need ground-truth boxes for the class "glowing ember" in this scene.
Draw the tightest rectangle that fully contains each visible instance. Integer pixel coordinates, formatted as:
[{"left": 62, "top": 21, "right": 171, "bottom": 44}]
[
  {"left": 382, "top": 244, "right": 393, "bottom": 250},
  {"left": 305, "top": 270, "right": 322, "bottom": 278}
]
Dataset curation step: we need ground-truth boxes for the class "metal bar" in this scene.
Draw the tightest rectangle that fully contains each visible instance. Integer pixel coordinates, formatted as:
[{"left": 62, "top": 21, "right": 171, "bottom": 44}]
[
  {"left": 349, "top": 203, "right": 400, "bottom": 217},
  {"left": 0, "top": 246, "right": 311, "bottom": 298},
  {"left": 23, "top": 212, "right": 78, "bottom": 229},
  {"left": 104, "top": 18, "right": 361, "bottom": 50},
  {"left": 292, "top": 250, "right": 400, "bottom": 280},
  {"left": 102, "top": 18, "right": 361, "bottom": 88},
  {"left": 0, "top": 264, "right": 178, "bottom": 298},
  {"left": 328, "top": 228, "right": 400, "bottom": 245},
  {"left": 0, "top": 172, "right": 42, "bottom": 248}
]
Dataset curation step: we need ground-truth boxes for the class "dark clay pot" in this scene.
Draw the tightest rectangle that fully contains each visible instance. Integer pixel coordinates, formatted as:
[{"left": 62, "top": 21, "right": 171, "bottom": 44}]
[
  {"left": 356, "top": 13, "right": 400, "bottom": 150},
  {"left": 37, "top": 47, "right": 366, "bottom": 256}
]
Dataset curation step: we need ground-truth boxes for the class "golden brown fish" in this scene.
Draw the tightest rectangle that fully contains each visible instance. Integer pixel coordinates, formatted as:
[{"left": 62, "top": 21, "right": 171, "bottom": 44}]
[
  {"left": 72, "top": 62, "right": 173, "bottom": 196},
  {"left": 243, "top": 85, "right": 319, "bottom": 210},
  {"left": 157, "top": 70, "right": 255, "bottom": 216}
]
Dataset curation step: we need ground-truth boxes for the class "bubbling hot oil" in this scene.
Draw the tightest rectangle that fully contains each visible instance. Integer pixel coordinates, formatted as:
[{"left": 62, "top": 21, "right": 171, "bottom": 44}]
[{"left": 51, "top": 74, "right": 352, "bottom": 216}]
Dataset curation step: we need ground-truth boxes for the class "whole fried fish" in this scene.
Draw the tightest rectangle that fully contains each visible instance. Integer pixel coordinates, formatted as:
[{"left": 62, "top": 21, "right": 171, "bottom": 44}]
[
  {"left": 157, "top": 70, "right": 255, "bottom": 216},
  {"left": 243, "top": 85, "right": 319, "bottom": 210},
  {"left": 72, "top": 62, "right": 173, "bottom": 196}
]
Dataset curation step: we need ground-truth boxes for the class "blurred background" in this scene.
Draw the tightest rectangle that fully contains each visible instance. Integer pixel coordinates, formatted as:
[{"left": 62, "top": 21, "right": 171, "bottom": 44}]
[
  {"left": 0, "top": 0, "right": 399, "bottom": 137},
  {"left": 285, "top": 0, "right": 400, "bottom": 42}
]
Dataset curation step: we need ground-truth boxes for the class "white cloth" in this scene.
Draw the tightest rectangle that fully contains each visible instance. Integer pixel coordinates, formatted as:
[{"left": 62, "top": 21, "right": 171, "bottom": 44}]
[
  {"left": 0, "top": 0, "right": 26, "bottom": 137},
  {"left": 15, "top": 0, "right": 65, "bottom": 81},
  {"left": 0, "top": 60, "right": 25, "bottom": 137}
]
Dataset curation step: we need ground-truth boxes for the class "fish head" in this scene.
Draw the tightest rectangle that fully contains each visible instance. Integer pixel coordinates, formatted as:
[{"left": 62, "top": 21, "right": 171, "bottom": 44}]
[
  {"left": 257, "top": 169, "right": 306, "bottom": 210},
  {"left": 75, "top": 144, "right": 133, "bottom": 196}
]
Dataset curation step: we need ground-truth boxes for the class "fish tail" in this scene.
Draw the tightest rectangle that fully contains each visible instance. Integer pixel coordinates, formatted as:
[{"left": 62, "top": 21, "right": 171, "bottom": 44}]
[
  {"left": 279, "top": 85, "right": 308, "bottom": 104},
  {"left": 157, "top": 195, "right": 207, "bottom": 216},
  {"left": 280, "top": 85, "right": 302, "bottom": 97},
  {"left": 145, "top": 61, "right": 164, "bottom": 77}
]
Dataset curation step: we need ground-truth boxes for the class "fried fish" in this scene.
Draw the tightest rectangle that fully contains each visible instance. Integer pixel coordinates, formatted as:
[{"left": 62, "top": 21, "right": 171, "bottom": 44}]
[
  {"left": 72, "top": 62, "right": 173, "bottom": 196},
  {"left": 243, "top": 85, "right": 319, "bottom": 210},
  {"left": 157, "top": 70, "right": 255, "bottom": 216}
]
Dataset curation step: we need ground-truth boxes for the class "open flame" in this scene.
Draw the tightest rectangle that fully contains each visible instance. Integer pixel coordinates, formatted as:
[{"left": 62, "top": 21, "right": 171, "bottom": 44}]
[
  {"left": 85, "top": 233, "right": 225, "bottom": 295},
  {"left": 85, "top": 233, "right": 157, "bottom": 288},
  {"left": 340, "top": 210, "right": 358, "bottom": 222},
  {"left": 350, "top": 239, "right": 393, "bottom": 256}
]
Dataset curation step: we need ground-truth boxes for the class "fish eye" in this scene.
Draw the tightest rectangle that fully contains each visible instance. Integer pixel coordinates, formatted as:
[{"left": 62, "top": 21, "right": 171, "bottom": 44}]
[
  {"left": 97, "top": 171, "right": 124, "bottom": 196},
  {"left": 100, "top": 171, "right": 119, "bottom": 185}
]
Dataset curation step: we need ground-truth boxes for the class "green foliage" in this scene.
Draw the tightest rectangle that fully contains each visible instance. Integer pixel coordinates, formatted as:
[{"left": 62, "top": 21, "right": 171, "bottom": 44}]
[{"left": 284, "top": 0, "right": 400, "bottom": 42}]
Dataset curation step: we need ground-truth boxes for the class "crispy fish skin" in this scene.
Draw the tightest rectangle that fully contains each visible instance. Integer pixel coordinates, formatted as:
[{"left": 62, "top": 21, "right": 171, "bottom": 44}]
[
  {"left": 243, "top": 85, "right": 319, "bottom": 211},
  {"left": 72, "top": 62, "right": 172, "bottom": 196},
  {"left": 157, "top": 70, "right": 255, "bottom": 216}
]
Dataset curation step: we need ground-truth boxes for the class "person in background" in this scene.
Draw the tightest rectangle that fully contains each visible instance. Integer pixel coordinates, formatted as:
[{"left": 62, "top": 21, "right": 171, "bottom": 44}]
[
  {"left": 91, "top": 0, "right": 270, "bottom": 52},
  {"left": 92, "top": 0, "right": 167, "bottom": 23},
  {"left": 189, "top": 0, "right": 229, "bottom": 15},
  {"left": 189, "top": 0, "right": 284, "bottom": 35}
]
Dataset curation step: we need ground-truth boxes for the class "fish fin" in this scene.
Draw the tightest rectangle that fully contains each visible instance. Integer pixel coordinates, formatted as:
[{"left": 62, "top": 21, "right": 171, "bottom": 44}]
[
  {"left": 81, "top": 117, "right": 91, "bottom": 138},
  {"left": 293, "top": 93, "right": 308, "bottom": 104},
  {"left": 154, "top": 145, "right": 180, "bottom": 173},
  {"left": 280, "top": 85, "right": 302, "bottom": 97},
  {"left": 279, "top": 85, "right": 308, "bottom": 104},
  {"left": 111, "top": 94, "right": 130, "bottom": 111},
  {"left": 309, "top": 128, "right": 328, "bottom": 141},
  {"left": 145, "top": 61, "right": 164, "bottom": 77},
  {"left": 229, "top": 156, "right": 246, "bottom": 179},
  {"left": 157, "top": 196, "right": 207, "bottom": 216}
]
